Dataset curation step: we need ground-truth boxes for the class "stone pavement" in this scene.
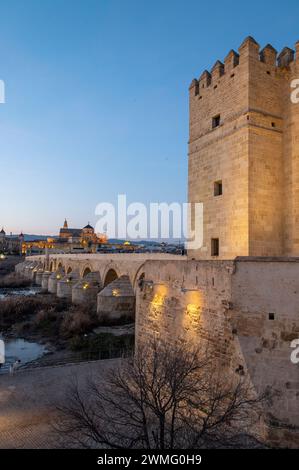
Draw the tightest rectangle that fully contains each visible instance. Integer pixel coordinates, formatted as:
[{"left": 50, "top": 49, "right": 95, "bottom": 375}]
[{"left": 0, "top": 359, "right": 118, "bottom": 449}]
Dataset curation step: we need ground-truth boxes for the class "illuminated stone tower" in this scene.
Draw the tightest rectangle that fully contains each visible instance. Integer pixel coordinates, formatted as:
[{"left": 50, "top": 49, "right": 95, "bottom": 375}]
[{"left": 188, "top": 37, "right": 299, "bottom": 260}]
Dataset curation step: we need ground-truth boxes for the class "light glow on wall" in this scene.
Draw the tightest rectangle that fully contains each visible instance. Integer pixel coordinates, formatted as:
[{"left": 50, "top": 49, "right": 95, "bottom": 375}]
[
  {"left": 151, "top": 284, "right": 168, "bottom": 307},
  {"left": 186, "top": 303, "right": 200, "bottom": 317},
  {"left": 151, "top": 293, "right": 165, "bottom": 307}
]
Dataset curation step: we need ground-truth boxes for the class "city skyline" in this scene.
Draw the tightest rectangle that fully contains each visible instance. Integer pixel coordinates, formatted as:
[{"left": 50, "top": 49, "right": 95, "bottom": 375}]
[{"left": 0, "top": 0, "right": 298, "bottom": 234}]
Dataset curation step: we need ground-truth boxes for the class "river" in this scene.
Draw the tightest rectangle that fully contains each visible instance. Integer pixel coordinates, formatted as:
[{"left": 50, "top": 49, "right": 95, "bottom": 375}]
[
  {"left": 0, "top": 286, "right": 42, "bottom": 300},
  {"left": 0, "top": 286, "right": 48, "bottom": 373}
]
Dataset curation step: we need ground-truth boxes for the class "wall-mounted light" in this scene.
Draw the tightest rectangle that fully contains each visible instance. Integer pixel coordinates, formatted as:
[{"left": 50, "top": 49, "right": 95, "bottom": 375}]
[
  {"left": 181, "top": 288, "right": 199, "bottom": 294},
  {"left": 143, "top": 280, "right": 154, "bottom": 289}
]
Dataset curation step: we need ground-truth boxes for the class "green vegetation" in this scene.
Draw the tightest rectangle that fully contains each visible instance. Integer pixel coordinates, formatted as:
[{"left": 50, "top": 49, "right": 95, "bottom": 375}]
[
  {"left": 69, "top": 333, "right": 135, "bottom": 356},
  {"left": 0, "top": 294, "right": 134, "bottom": 357}
]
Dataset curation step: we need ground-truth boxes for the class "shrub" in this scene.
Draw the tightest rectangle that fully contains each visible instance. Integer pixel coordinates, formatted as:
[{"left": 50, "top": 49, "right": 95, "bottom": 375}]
[
  {"left": 68, "top": 335, "right": 89, "bottom": 351},
  {"left": 0, "top": 256, "right": 23, "bottom": 276},
  {"left": 35, "top": 309, "right": 61, "bottom": 336},
  {"left": 0, "top": 272, "right": 31, "bottom": 288},
  {"left": 60, "top": 306, "right": 98, "bottom": 339},
  {"left": 68, "top": 332, "right": 135, "bottom": 354},
  {"left": 0, "top": 295, "right": 69, "bottom": 331},
  {"left": 97, "top": 315, "right": 134, "bottom": 327}
]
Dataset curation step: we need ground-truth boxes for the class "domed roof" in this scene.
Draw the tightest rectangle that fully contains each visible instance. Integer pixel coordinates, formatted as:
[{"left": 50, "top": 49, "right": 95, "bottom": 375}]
[{"left": 0, "top": 228, "right": 5, "bottom": 234}]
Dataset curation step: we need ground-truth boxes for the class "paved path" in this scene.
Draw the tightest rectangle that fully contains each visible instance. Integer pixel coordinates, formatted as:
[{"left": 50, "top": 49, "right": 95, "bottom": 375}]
[{"left": 0, "top": 360, "right": 118, "bottom": 449}]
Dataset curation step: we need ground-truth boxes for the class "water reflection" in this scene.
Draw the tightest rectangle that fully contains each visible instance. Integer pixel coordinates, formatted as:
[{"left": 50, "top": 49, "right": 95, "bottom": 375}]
[
  {"left": 0, "top": 286, "right": 41, "bottom": 299},
  {"left": 0, "top": 337, "right": 47, "bottom": 372}
]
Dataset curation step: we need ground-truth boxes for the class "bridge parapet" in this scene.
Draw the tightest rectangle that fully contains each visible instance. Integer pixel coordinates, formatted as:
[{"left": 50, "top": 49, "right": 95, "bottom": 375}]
[{"left": 25, "top": 253, "right": 185, "bottom": 289}]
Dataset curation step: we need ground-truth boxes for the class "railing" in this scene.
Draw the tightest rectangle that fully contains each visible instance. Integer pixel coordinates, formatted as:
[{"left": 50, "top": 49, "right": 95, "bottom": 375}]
[
  {"left": 0, "top": 363, "right": 11, "bottom": 374},
  {"left": 0, "top": 348, "right": 134, "bottom": 375}
]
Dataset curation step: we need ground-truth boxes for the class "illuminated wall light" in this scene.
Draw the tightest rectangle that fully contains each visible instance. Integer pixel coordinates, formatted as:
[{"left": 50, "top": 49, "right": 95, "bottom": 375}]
[
  {"left": 186, "top": 303, "right": 200, "bottom": 316},
  {"left": 112, "top": 289, "right": 120, "bottom": 297},
  {"left": 83, "top": 283, "right": 89, "bottom": 290},
  {"left": 151, "top": 293, "right": 165, "bottom": 307}
]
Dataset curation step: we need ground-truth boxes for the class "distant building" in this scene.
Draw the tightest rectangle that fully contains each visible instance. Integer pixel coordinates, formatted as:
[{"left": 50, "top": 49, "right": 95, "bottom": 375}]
[
  {"left": 22, "top": 219, "right": 107, "bottom": 255},
  {"left": 59, "top": 219, "right": 82, "bottom": 241},
  {"left": 0, "top": 228, "right": 23, "bottom": 255},
  {"left": 59, "top": 219, "right": 107, "bottom": 247}
]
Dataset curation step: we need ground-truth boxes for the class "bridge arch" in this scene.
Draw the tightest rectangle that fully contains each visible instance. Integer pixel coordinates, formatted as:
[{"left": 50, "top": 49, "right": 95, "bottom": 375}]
[
  {"left": 81, "top": 266, "right": 92, "bottom": 278},
  {"left": 57, "top": 262, "right": 65, "bottom": 273},
  {"left": 103, "top": 268, "right": 119, "bottom": 287},
  {"left": 133, "top": 263, "right": 146, "bottom": 293}
]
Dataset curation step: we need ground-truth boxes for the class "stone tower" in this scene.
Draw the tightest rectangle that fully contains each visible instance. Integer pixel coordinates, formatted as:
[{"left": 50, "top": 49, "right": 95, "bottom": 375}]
[{"left": 188, "top": 37, "right": 299, "bottom": 260}]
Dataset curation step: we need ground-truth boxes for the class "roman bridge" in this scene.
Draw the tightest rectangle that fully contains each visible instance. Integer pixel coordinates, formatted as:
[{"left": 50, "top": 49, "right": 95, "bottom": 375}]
[{"left": 17, "top": 253, "right": 185, "bottom": 322}]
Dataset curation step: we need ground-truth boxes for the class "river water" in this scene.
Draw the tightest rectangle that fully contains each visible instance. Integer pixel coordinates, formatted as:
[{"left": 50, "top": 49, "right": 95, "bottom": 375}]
[
  {"left": 0, "top": 286, "right": 42, "bottom": 300},
  {"left": 0, "top": 287, "right": 48, "bottom": 373},
  {"left": 0, "top": 337, "right": 47, "bottom": 368}
]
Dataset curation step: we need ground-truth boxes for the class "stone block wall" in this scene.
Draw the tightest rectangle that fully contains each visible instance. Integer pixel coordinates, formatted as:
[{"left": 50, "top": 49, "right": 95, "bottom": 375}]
[
  {"left": 188, "top": 37, "right": 299, "bottom": 260},
  {"left": 231, "top": 258, "right": 299, "bottom": 445},
  {"left": 136, "top": 259, "right": 234, "bottom": 362},
  {"left": 136, "top": 258, "right": 299, "bottom": 446}
]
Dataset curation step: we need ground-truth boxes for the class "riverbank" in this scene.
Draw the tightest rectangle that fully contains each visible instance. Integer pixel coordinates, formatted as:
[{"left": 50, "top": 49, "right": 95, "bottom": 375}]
[
  {"left": 0, "top": 292, "right": 134, "bottom": 352},
  {"left": 0, "top": 255, "right": 24, "bottom": 277},
  {"left": 0, "top": 259, "right": 134, "bottom": 369},
  {"left": 0, "top": 256, "right": 30, "bottom": 289}
]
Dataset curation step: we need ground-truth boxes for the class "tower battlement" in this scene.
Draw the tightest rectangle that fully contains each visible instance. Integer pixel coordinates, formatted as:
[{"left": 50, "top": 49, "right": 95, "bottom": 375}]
[
  {"left": 189, "top": 37, "right": 299, "bottom": 98},
  {"left": 188, "top": 37, "right": 299, "bottom": 260}
]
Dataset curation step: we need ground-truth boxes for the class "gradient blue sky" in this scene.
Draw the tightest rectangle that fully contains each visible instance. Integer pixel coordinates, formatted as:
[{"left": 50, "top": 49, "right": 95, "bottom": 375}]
[{"left": 0, "top": 0, "right": 298, "bottom": 234}]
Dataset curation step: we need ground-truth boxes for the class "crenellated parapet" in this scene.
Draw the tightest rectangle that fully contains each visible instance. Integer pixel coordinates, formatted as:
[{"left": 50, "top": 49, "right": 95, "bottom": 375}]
[{"left": 189, "top": 36, "right": 299, "bottom": 98}]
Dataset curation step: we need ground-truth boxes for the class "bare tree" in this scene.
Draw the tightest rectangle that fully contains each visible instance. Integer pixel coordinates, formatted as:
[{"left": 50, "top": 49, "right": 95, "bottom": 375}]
[{"left": 54, "top": 341, "right": 270, "bottom": 449}]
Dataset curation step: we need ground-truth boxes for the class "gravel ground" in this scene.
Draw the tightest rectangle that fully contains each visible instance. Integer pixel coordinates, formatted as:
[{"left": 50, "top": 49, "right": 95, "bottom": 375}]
[{"left": 0, "top": 359, "right": 119, "bottom": 449}]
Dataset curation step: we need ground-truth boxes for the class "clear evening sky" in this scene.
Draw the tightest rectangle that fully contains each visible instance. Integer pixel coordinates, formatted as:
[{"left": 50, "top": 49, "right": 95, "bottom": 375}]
[{"left": 0, "top": 0, "right": 298, "bottom": 235}]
